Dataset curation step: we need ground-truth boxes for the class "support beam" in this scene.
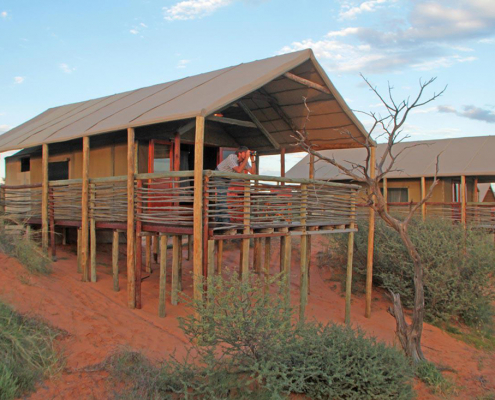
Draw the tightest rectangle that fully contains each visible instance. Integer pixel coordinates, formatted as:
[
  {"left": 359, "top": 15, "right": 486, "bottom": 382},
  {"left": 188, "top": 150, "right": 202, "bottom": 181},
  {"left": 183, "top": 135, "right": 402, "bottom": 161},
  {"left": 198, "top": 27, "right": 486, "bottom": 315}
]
[
  {"left": 284, "top": 72, "right": 332, "bottom": 95},
  {"left": 158, "top": 234, "right": 168, "bottom": 318},
  {"left": 461, "top": 175, "right": 466, "bottom": 227},
  {"left": 177, "top": 120, "right": 196, "bottom": 136},
  {"left": 77, "top": 228, "right": 82, "bottom": 273},
  {"left": 81, "top": 137, "right": 90, "bottom": 282},
  {"left": 421, "top": 176, "right": 426, "bottom": 221},
  {"left": 282, "top": 235, "right": 292, "bottom": 304},
  {"left": 207, "top": 116, "right": 257, "bottom": 129},
  {"left": 112, "top": 230, "right": 120, "bottom": 292},
  {"left": 263, "top": 237, "right": 271, "bottom": 294},
  {"left": 172, "top": 235, "right": 180, "bottom": 305},
  {"left": 145, "top": 236, "right": 152, "bottom": 273},
  {"left": 90, "top": 185, "right": 97, "bottom": 282},
  {"left": 238, "top": 101, "right": 280, "bottom": 150},
  {"left": 365, "top": 146, "right": 376, "bottom": 318},
  {"left": 216, "top": 240, "right": 223, "bottom": 275},
  {"left": 259, "top": 88, "right": 299, "bottom": 135},
  {"left": 280, "top": 148, "right": 286, "bottom": 186},
  {"left": 193, "top": 116, "right": 205, "bottom": 303},
  {"left": 41, "top": 144, "right": 49, "bottom": 253},
  {"left": 127, "top": 128, "right": 136, "bottom": 309},
  {"left": 253, "top": 238, "right": 262, "bottom": 273}
]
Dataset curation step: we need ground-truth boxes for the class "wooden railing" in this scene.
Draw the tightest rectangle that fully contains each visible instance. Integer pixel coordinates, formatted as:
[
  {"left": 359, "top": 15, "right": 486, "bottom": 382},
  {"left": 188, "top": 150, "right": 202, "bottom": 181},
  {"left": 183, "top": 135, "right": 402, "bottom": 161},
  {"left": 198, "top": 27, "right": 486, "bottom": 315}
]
[{"left": 0, "top": 171, "right": 360, "bottom": 235}]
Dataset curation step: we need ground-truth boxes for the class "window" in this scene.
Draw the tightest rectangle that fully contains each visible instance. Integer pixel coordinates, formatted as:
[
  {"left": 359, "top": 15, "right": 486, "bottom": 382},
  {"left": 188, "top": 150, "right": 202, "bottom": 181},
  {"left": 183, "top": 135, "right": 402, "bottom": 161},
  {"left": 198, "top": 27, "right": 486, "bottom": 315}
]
[
  {"left": 388, "top": 188, "right": 408, "bottom": 203},
  {"left": 20, "top": 157, "right": 30, "bottom": 172},
  {"left": 48, "top": 161, "right": 69, "bottom": 181}
]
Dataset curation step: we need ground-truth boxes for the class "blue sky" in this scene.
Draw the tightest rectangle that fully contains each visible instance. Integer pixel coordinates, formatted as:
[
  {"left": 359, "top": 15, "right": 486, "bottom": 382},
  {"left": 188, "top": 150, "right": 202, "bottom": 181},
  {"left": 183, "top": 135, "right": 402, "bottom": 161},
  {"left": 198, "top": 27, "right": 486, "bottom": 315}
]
[{"left": 1, "top": 0, "right": 494, "bottom": 177}]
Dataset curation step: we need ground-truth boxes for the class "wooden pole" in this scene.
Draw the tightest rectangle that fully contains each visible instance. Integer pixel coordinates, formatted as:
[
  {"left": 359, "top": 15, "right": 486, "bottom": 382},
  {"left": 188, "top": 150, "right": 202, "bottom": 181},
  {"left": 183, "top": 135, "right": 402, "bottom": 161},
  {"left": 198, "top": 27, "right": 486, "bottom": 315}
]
[
  {"left": 279, "top": 236, "right": 286, "bottom": 272},
  {"left": 81, "top": 137, "right": 90, "bottom": 282},
  {"left": 152, "top": 236, "right": 158, "bottom": 263},
  {"left": 178, "top": 235, "right": 183, "bottom": 291},
  {"left": 41, "top": 144, "right": 49, "bottom": 254},
  {"left": 421, "top": 176, "right": 426, "bottom": 221},
  {"left": 299, "top": 184, "right": 308, "bottom": 323},
  {"left": 49, "top": 188, "right": 56, "bottom": 260},
  {"left": 283, "top": 235, "right": 292, "bottom": 303},
  {"left": 171, "top": 235, "right": 180, "bottom": 306},
  {"left": 135, "top": 180, "right": 143, "bottom": 309},
  {"left": 365, "top": 146, "right": 376, "bottom": 318},
  {"left": 187, "top": 234, "right": 192, "bottom": 261},
  {"left": 461, "top": 175, "right": 466, "bottom": 227},
  {"left": 193, "top": 116, "right": 205, "bottom": 304},
  {"left": 216, "top": 239, "right": 223, "bottom": 275},
  {"left": 158, "top": 234, "right": 168, "bottom": 318},
  {"left": 207, "top": 240, "right": 215, "bottom": 278},
  {"left": 112, "top": 230, "right": 119, "bottom": 291},
  {"left": 253, "top": 238, "right": 262, "bottom": 273},
  {"left": 264, "top": 237, "right": 271, "bottom": 294},
  {"left": 345, "top": 197, "right": 356, "bottom": 325},
  {"left": 145, "top": 236, "right": 152, "bottom": 273},
  {"left": 127, "top": 128, "right": 136, "bottom": 309},
  {"left": 280, "top": 148, "right": 286, "bottom": 185},
  {"left": 241, "top": 183, "right": 251, "bottom": 281},
  {"left": 77, "top": 228, "right": 82, "bottom": 273},
  {"left": 90, "top": 184, "right": 97, "bottom": 282}
]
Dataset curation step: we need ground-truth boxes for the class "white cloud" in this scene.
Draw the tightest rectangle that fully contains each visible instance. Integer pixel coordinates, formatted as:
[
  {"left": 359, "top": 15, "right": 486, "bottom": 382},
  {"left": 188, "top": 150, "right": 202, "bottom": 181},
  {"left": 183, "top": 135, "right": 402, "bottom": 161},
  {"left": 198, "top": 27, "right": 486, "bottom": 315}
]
[
  {"left": 438, "top": 104, "right": 495, "bottom": 123},
  {"left": 13, "top": 76, "right": 24, "bottom": 84},
  {"left": 478, "top": 37, "right": 495, "bottom": 44},
  {"left": 1, "top": 11, "right": 7, "bottom": 18},
  {"left": 59, "top": 63, "right": 76, "bottom": 74},
  {"left": 339, "top": 0, "right": 391, "bottom": 20},
  {"left": 279, "top": 0, "right": 495, "bottom": 74},
  {"left": 176, "top": 59, "right": 191, "bottom": 69},
  {"left": 140, "top": 22, "right": 148, "bottom": 28},
  {"left": 130, "top": 29, "right": 139, "bottom": 34},
  {"left": 0, "top": 124, "right": 11, "bottom": 133},
  {"left": 164, "top": 0, "right": 233, "bottom": 21}
]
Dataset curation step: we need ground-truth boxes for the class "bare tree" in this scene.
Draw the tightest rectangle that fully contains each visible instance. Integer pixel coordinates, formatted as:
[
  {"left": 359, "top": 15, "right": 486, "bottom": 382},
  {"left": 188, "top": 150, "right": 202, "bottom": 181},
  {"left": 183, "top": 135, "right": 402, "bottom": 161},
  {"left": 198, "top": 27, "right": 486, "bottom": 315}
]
[{"left": 294, "top": 76, "right": 447, "bottom": 362}]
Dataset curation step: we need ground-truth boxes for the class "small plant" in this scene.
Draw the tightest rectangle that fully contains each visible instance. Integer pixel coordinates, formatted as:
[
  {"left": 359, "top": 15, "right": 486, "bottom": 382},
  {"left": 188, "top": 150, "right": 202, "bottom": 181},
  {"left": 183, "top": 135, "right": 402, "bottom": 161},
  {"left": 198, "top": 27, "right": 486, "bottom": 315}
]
[
  {"left": 0, "top": 300, "right": 62, "bottom": 400},
  {"left": 415, "top": 361, "right": 456, "bottom": 395},
  {"left": 107, "top": 271, "right": 415, "bottom": 399},
  {"left": 0, "top": 220, "right": 52, "bottom": 275}
]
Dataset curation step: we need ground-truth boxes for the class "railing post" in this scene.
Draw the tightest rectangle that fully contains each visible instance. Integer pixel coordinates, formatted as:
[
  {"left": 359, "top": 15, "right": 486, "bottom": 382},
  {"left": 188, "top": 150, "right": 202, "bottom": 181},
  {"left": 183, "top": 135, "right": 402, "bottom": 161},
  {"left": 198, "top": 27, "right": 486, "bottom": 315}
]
[
  {"left": 365, "top": 145, "right": 376, "bottom": 318},
  {"left": 193, "top": 116, "right": 205, "bottom": 304},
  {"left": 241, "top": 180, "right": 251, "bottom": 281},
  {"left": 127, "top": 128, "right": 136, "bottom": 309},
  {"left": 345, "top": 189, "right": 357, "bottom": 325},
  {"left": 299, "top": 183, "right": 308, "bottom": 323},
  {"left": 81, "top": 137, "right": 90, "bottom": 282},
  {"left": 41, "top": 144, "right": 49, "bottom": 254}
]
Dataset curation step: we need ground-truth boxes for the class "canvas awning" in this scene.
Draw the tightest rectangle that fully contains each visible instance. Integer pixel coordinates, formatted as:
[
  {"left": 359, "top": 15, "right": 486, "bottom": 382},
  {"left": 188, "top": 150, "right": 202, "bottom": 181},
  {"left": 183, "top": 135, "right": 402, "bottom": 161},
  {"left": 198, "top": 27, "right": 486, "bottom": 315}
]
[{"left": 0, "top": 49, "right": 372, "bottom": 154}]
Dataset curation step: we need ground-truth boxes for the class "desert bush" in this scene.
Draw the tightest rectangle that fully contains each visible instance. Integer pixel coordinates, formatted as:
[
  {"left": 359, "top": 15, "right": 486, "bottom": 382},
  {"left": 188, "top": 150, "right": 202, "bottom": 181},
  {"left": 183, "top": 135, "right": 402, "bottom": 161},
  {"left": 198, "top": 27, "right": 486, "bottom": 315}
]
[
  {"left": 0, "top": 301, "right": 62, "bottom": 400},
  {"left": 0, "top": 221, "right": 52, "bottom": 275},
  {"left": 107, "top": 272, "right": 414, "bottom": 399}
]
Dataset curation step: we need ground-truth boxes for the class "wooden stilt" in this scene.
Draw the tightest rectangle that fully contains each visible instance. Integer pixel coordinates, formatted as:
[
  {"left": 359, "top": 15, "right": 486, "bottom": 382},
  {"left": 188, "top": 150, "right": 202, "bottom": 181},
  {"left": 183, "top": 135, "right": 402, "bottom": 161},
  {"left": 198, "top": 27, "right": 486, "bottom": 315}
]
[
  {"left": 253, "top": 238, "right": 262, "bottom": 273},
  {"left": 299, "top": 184, "right": 308, "bottom": 322},
  {"left": 158, "top": 234, "right": 168, "bottom": 318},
  {"left": 193, "top": 116, "right": 205, "bottom": 304},
  {"left": 264, "top": 237, "right": 271, "bottom": 293},
  {"left": 279, "top": 236, "right": 286, "bottom": 272},
  {"left": 187, "top": 234, "right": 192, "bottom": 261},
  {"left": 178, "top": 235, "right": 183, "bottom": 291},
  {"left": 77, "top": 228, "right": 82, "bottom": 273},
  {"left": 365, "top": 146, "right": 376, "bottom": 318},
  {"left": 345, "top": 198, "right": 356, "bottom": 325},
  {"left": 207, "top": 239, "right": 215, "bottom": 278},
  {"left": 241, "top": 183, "right": 250, "bottom": 281},
  {"left": 215, "top": 239, "right": 223, "bottom": 275},
  {"left": 127, "top": 128, "right": 136, "bottom": 309},
  {"left": 41, "top": 144, "right": 49, "bottom": 254},
  {"left": 49, "top": 189, "right": 56, "bottom": 260},
  {"left": 90, "top": 185, "right": 96, "bottom": 282},
  {"left": 81, "top": 137, "right": 90, "bottom": 282},
  {"left": 145, "top": 235, "right": 152, "bottom": 273},
  {"left": 283, "top": 235, "right": 292, "bottom": 303},
  {"left": 153, "top": 235, "right": 158, "bottom": 263},
  {"left": 112, "top": 230, "right": 119, "bottom": 292},
  {"left": 62, "top": 228, "right": 67, "bottom": 246},
  {"left": 421, "top": 176, "right": 426, "bottom": 221},
  {"left": 172, "top": 235, "right": 180, "bottom": 305},
  {"left": 135, "top": 234, "right": 142, "bottom": 308}
]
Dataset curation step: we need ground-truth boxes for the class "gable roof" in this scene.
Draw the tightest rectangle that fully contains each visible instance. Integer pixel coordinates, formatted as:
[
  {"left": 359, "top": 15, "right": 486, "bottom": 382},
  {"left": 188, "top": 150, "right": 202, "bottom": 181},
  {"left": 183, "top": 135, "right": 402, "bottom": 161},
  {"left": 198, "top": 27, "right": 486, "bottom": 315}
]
[
  {"left": 286, "top": 136, "right": 495, "bottom": 180},
  {"left": 0, "top": 49, "right": 370, "bottom": 154},
  {"left": 478, "top": 183, "right": 495, "bottom": 201}
]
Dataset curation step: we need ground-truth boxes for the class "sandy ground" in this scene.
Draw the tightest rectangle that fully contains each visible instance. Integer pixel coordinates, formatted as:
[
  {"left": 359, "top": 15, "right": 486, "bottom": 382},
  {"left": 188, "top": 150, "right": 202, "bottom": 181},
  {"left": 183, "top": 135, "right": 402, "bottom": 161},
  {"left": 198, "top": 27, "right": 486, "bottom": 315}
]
[{"left": 0, "top": 236, "right": 493, "bottom": 399}]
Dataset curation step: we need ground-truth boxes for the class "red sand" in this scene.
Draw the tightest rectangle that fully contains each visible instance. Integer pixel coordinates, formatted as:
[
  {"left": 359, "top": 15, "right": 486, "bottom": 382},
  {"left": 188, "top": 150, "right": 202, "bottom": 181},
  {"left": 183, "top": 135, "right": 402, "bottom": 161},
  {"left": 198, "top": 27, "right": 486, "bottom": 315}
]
[{"left": 0, "top": 236, "right": 493, "bottom": 399}]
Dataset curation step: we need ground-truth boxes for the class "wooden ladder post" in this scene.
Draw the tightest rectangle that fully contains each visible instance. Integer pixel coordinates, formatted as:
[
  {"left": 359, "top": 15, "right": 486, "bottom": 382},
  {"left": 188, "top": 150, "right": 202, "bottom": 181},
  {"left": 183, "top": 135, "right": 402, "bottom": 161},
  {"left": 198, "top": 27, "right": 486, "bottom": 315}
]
[
  {"left": 127, "top": 128, "right": 136, "bottom": 309},
  {"left": 90, "top": 183, "right": 97, "bottom": 282},
  {"left": 365, "top": 146, "right": 376, "bottom": 318},
  {"left": 158, "top": 234, "right": 168, "bottom": 318},
  {"left": 345, "top": 191, "right": 357, "bottom": 325},
  {"left": 241, "top": 181, "right": 251, "bottom": 281},
  {"left": 112, "top": 230, "right": 120, "bottom": 292},
  {"left": 171, "top": 235, "right": 180, "bottom": 306},
  {"left": 299, "top": 184, "right": 308, "bottom": 323},
  {"left": 81, "top": 137, "right": 90, "bottom": 282},
  {"left": 41, "top": 144, "right": 49, "bottom": 254}
]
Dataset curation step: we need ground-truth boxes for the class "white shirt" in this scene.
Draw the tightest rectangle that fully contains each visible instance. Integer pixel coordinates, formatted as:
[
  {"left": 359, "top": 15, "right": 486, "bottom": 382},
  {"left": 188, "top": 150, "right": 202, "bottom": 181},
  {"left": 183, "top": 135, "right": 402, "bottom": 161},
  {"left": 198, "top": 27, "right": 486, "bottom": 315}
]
[{"left": 216, "top": 153, "right": 251, "bottom": 172}]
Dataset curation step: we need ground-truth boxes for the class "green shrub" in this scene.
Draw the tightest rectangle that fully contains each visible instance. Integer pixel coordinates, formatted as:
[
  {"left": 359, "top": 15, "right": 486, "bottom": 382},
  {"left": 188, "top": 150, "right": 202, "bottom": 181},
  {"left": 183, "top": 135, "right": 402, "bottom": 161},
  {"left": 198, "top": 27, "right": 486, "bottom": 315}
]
[
  {"left": 0, "top": 301, "right": 62, "bottom": 400},
  {"left": 332, "top": 218, "right": 495, "bottom": 328},
  {"left": 107, "top": 272, "right": 414, "bottom": 399},
  {"left": 0, "top": 222, "right": 52, "bottom": 275},
  {"left": 415, "top": 361, "right": 455, "bottom": 395}
]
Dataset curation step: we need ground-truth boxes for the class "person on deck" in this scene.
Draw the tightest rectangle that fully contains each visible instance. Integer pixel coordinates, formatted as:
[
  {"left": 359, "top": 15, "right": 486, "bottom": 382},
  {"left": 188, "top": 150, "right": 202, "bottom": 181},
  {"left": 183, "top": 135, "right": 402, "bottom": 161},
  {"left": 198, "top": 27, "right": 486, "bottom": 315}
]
[{"left": 214, "top": 146, "right": 256, "bottom": 224}]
